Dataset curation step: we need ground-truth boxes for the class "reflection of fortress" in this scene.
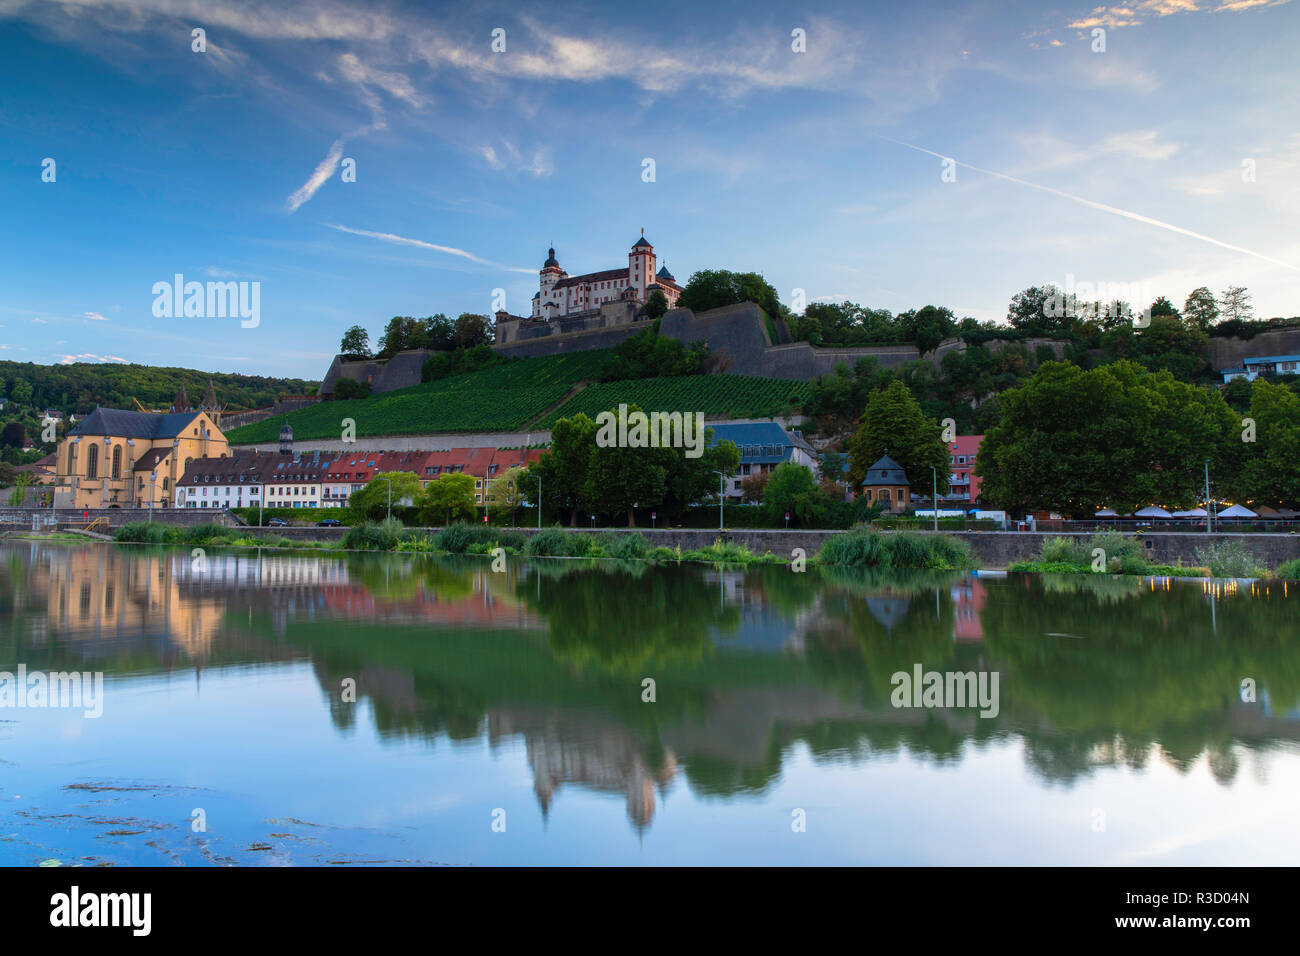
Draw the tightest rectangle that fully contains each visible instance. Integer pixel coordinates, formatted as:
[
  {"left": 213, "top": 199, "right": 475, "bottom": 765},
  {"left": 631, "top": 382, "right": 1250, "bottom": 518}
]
[{"left": 490, "top": 709, "right": 679, "bottom": 831}]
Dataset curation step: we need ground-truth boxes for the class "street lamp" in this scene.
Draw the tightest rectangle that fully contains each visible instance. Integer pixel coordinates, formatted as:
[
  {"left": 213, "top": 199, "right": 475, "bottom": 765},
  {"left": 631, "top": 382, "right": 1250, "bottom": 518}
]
[
  {"left": 931, "top": 466, "right": 938, "bottom": 534},
  {"left": 712, "top": 470, "right": 727, "bottom": 531},
  {"left": 149, "top": 470, "right": 158, "bottom": 522},
  {"left": 535, "top": 474, "right": 542, "bottom": 530},
  {"left": 1203, "top": 458, "right": 1213, "bottom": 534},
  {"left": 378, "top": 477, "right": 393, "bottom": 521}
]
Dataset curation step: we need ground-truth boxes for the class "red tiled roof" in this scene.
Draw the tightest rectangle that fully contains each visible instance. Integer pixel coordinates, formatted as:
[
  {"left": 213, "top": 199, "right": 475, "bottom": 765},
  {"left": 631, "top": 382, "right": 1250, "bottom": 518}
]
[{"left": 552, "top": 268, "right": 629, "bottom": 290}]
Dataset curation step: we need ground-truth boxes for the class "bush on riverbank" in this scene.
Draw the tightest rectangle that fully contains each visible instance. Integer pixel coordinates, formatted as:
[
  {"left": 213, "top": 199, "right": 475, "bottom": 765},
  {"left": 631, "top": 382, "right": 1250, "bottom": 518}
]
[
  {"left": 1275, "top": 557, "right": 1300, "bottom": 580},
  {"left": 341, "top": 518, "right": 405, "bottom": 551},
  {"left": 113, "top": 521, "right": 297, "bottom": 549},
  {"left": 817, "top": 527, "right": 974, "bottom": 570},
  {"left": 1195, "top": 539, "right": 1268, "bottom": 578}
]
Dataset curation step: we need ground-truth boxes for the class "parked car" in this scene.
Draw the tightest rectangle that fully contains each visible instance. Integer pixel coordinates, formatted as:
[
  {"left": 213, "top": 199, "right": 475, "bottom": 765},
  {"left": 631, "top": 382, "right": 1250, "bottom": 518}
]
[
  {"left": 317, "top": 518, "right": 341, "bottom": 527},
  {"left": 267, "top": 518, "right": 289, "bottom": 527}
]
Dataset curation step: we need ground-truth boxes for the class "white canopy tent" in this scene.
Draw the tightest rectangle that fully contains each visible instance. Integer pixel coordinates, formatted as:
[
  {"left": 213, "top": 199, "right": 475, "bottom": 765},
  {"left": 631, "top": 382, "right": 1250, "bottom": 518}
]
[
  {"left": 1172, "top": 508, "right": 1208, "bottom": 518},
  {"left": 1217, "top": 504, "right": 1257, "bottom": 518},
  {"left": 1095, "top": 508, "right": 1120, "bottom": 517},
  {"left": 1134, "top": 506, "right": 1172, "bottom": 518}
]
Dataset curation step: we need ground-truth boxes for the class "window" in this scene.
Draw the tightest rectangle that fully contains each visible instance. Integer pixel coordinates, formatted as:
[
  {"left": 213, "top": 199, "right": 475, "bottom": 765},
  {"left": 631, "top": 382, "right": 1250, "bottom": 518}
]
[
  {"left": 111, "top": 446, "right": 122, "bottom": 478},
  {"left": 87, "top": 443, "right": 99, "bottom": 479}
]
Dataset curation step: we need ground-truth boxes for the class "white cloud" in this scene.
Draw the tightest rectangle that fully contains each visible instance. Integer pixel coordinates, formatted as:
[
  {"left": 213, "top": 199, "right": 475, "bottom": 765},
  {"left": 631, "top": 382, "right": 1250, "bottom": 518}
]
[
  {"left": 58, "top": 353, "right": 128, "bottom": 365},
  {"left": 1099, "top": 129, "right": 1180, "bottom": 160},
  {"left": 285, "top": 138, "right": 344, "bottom": 213},
  {"left": 83, "top": 311, "right": 108, "bottom": 321}
]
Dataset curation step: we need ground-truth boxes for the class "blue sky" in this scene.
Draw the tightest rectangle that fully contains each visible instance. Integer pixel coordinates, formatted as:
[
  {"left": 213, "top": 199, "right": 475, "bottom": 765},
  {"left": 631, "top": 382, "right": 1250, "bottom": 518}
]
[{"left": 1, "top": 0, "right": 1297, "bottom": 379}]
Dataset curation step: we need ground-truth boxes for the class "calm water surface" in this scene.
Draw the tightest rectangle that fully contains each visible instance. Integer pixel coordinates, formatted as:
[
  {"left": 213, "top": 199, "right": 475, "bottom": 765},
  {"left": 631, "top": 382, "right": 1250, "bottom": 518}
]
[{"left": 1, "top": 540, "right": 1297, "bottom": 865}]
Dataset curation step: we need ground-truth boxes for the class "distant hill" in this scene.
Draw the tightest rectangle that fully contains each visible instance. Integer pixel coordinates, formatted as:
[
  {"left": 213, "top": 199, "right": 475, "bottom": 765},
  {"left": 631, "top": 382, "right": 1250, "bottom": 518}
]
[{"left": 0, "top": 361, "right": 319, "bottom": 416}]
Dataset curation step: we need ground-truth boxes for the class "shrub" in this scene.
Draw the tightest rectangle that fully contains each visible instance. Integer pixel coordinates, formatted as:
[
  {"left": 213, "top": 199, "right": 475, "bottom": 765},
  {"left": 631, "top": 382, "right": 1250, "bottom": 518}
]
[
  {"left": 927, "top": 534, "right": 976, "bottom": 570},
  {"left": 1088, "top": 531, "right": 1145, "bottom": 566},
  {"left": 1275, "top": 557, "right": 1300, "bottom": 580},
  {"left": 525, "top": 525, "right": 572, "bottom": 557},
  {"left": 1040, "top": 536, "right": 1089, "bottom": 565},
  {"left": 342, "top": 518, "right": 404, "bottom": 551},
  {"left": 819, "top": 527, "right": 891, "bottom": 568},
  {"left": 1195, "top": 539, "right": 1267, "bottom": 578},
  {"left": 886, "top": 532, "right": 931, "bottom": 569},
  {"left": 600, "top": 532, "right": 649, "bottom": 561}
]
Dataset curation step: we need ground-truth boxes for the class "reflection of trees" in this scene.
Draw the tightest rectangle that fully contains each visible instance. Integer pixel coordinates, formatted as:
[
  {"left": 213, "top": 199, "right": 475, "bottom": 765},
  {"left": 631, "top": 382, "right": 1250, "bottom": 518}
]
[
  {"left": 984, "top": 574, "right": 1300, "bottom": 785},
  {"left": 520, "top": 563, "right": 742, "bottom": 673}
]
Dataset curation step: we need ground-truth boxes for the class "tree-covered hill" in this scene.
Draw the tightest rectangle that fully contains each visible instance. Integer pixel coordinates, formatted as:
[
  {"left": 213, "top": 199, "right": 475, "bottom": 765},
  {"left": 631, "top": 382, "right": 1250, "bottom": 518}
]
[{"left": 0, "top": 361, "right": 318, "bottom": 416}]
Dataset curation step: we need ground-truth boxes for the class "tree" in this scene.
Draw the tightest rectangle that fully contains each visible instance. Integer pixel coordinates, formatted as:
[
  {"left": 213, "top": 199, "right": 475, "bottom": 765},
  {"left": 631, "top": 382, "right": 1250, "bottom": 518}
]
[
  {"left": 644, "top": 289, "right": 669, "bottom": 320},
  {"left": 7, "top": 471, "right": 31, "bottom": 506},
  {"left": 349, "top": 471, "right": 423, "bottom": 521},
  {"left": 760, "top": 462, "right": 828, "bottom": 526},
  {"left": 377, "top": 316, "right": 422, "bottom": 358},
  {"left": 1, "top": 422, "right": 24, "bottom": 448},
  {"left": 485, "top": 465, "right": 526, "bottom": 525},
  {"left": 1008, "top": 285, "right": 1078, "bottom": 334},
  {"left": 454, "top": 313, "right": 493, "bottom": 348},
  {"left": 1220, "top": 286, "right": 1253, "bottom": 323},
  {"left": 898, "top": 305, "right": 957, "bottom": 355},
  {"left": 1237, "top": 379, "right": 1300, "bottom": 506},
  {"left": 677, "top": 269, "right": 783, "bottom": 322},
  {"left": 10, "top": 380, "right": 33, "bottom": 406},
  {"left": 1183, "top": 287, "right": 1219, "bottom": 331},
  {"left": 339, "top": 325, "right": 372, "bottom": 359},
  {"left": 1149, "top": 296, "right": 1180, "bottom": 320},
  {"left": 419, "top": 473, "right": 477, "bottom": 525},
  {"left": 582, "top": 404, "right": 674, "bottom": 527},
  {"left": 818, "top": 451, "right": 847, "bottom": 484},
  {"left": 659, "top": 433, "right": 739, "bottom": 522},
  {"left": 975, "top": 360, "right": 1240, "bottom": 515},
  {"left": 847, "top": 380, "right": 949, "bottom": 493},
  {"left": 333, "top": 378, "right": 371, "bottom": 400},
  {"left": 530, "top": 413, "right": 598, "bottom": 525},
  {"left": 738, "top": 470, "right": 768, "bottom": 504},
  {"left": 422, "top": 314, "right": 456, "bottom": 351}
]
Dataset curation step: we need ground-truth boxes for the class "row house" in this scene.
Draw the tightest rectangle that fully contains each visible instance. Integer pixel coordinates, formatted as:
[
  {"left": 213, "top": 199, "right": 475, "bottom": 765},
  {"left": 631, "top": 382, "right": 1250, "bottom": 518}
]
[{"left": 943, "top": 435, "right": 985, "bottom": 506}]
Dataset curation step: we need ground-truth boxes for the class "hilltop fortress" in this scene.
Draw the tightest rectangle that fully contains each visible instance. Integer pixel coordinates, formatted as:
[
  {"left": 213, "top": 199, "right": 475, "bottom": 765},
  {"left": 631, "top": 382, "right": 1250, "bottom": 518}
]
[
  {"left": 322, "top": 233, "right": 1300, "bottom": 399},
  {"left": 317, "top": 232, "right": 1067, "bottom": 398}
]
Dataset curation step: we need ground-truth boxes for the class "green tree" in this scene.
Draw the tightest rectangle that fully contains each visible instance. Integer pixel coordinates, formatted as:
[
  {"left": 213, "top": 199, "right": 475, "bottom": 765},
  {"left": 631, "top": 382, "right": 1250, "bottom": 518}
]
[
  {"left": 530, "top": 413, "right": 598, "bottom": 525},
  {"left": 1237, "top": 379, "right": 1300, "bottom": 506},
  {"left": 1, "top": 422, "right": 24, "bottom": 448},
  {"left": 818, "top": 451, "right": 847, "bottom": 484},
  {"left": 582, "top": 405, "right": 674, "bottom": 527},
  {"left": 761, "top": 462, "right": 828, "bottom": 526},
  {"left": 1220, "top": 286, "right": 1252, "bottom": 323},
  {"left": 377, "top": 316, "right": 421, "bottom": 358},
  {"left": 976, "top": 361, "right": 1240, "bottom": 515},
  {"left": 339, "top": 325, "right": 372, "bottom": 359},
  {"left": 419, "top": 473, "right": 478, "bottom": 525},
  {"left": 349, "top": 471, "right": 423, "bottom": 521},
  {"left": 7, "top": 471, "right": 31, "bottom": 506},
  {"left": 1183, "top": 287, "right": 1219, "bottom": 331},
  {"left": 659, "top": 433, "right": 739, "bottom": 522},
  {"left": 454, "top": 313, "right": 493, "bottom": 348},
  {"left": 677, "top": 269, "right": 783, "bottom": 322},
  {"left": 847, "top": 380, "right": 949, "bottom": 492},
  {"left": 644, "top": 289, "right": 669, "bottom": 320},
  {"left": 485, "top": 465, "right": 527, "bottom": 525}
]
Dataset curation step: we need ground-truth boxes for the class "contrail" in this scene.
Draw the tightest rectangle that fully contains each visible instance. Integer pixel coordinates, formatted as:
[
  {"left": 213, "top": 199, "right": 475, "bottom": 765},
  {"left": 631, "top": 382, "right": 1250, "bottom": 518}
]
[
  {"left": 327, "top": 225, "right": 536, "bottom": 274},
  {"left": 874, "top": 135, "right": 1298, "bottom": 272}
]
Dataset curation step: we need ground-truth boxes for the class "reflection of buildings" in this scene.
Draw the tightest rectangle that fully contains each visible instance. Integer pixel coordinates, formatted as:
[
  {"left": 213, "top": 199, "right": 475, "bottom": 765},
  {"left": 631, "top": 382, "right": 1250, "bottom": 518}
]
[
  {"left": 488, "top": 709, "right": 679, "bottom": 831},
  {"left": 950, "top": 578, "right": 986, "bottom": 642}
]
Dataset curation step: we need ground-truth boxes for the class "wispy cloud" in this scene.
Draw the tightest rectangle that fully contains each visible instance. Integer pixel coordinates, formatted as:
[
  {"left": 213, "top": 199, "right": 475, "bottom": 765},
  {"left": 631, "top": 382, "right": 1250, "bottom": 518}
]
[
  {"left": 1069, "top": 0, "right": 1289, "bottom": 29},
  {"left": 83, "top": 311, "right": 108, "bottom": 321},
  {"left": 873, "top": 135, "right": 1300, "bottom": 271},
  {"left": 326, "top": 224, "right": 536, "bottom": 274},
  {"left": 59, "top": 353, "right": 129, "bottom": 365},
  {"left": 285, "top": 138, "right": 344, "bottom": 213},
  {"left": 478, "top": 140, "right": 553, "bottom": 177}
]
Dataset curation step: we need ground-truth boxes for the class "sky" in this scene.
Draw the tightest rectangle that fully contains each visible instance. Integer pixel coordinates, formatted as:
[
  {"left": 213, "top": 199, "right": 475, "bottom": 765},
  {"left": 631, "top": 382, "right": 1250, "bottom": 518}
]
[{"left": 0, "top": 0, "right": 1297, "bottom": 380}]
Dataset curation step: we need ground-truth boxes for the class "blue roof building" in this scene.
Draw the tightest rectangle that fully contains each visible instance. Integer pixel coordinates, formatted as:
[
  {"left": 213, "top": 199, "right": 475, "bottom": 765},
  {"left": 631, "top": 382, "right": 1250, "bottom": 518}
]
[{"left": 706, "top": 421, "right": 817, "bottom": 497}]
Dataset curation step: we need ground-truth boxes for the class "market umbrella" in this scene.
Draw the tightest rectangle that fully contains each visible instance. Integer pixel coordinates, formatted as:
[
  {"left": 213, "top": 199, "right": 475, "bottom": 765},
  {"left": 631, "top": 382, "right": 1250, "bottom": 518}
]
[
  {"left": 1095, "top": 508, "right": 1120, "bottom": 517},
  {"left": 1217, "top": 504, "right": 1257, "bottom": 518},
  {"left": 1134, "top": 506, "right": 1172, "bottom": 518},
  {"left": 1172, "top": 508, "right": 1207, "bottom": 517}
]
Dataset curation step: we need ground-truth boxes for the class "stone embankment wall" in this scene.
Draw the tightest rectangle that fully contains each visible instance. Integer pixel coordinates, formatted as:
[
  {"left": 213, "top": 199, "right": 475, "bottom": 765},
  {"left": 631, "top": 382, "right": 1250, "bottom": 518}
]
[{"left": 61, "top": 519, "right": 1298, "bottom": 571}]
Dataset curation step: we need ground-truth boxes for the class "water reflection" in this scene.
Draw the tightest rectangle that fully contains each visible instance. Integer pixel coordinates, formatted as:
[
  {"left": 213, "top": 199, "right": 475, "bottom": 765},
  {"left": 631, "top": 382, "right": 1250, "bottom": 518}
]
[{"left": 2, "top": 541, "right": 1299, "bottom": 840}]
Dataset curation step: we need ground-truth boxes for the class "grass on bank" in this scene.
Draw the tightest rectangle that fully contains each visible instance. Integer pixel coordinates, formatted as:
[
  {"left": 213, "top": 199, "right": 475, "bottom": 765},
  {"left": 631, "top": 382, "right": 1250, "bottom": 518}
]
[{"left": 1007, "top": 531, "right": 1277, "bottom": 578}]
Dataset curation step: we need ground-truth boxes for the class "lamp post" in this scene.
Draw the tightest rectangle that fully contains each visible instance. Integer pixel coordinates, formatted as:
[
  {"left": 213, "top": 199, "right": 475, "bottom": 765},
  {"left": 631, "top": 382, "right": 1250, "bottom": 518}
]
[
  {"left": 536, "top": 474, "right": 542, "bottom": 530},
  {"left": 149, "top": 470, "right": 157, "bottom": 522},
  {"left": 1203, "top": 459, "right": 1212, "bottom": 534},
  {"left": 931, "top": 466, "right": 938, "bottom": 534},
  {"left": 712, "top": 470, "right": 726, "bottom": 531},
  {"left": 379, "top": 477, "right": 392, "bottom": 521}
]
